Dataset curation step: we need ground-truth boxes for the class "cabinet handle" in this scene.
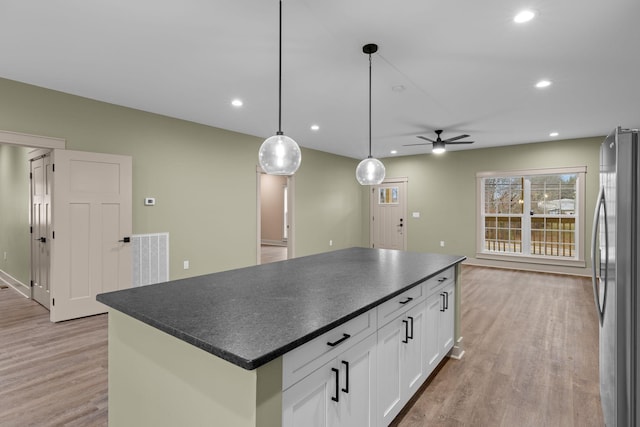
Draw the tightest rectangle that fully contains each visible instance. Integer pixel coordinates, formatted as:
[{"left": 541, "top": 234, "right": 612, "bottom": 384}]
[
  {"left": 331, "top": 368, "right": 340, "bottom": 402},
  {"left": 327, "top": 333, "right": 351, "bottom": 347},
  {"left": 408, "top": 316, "right": 415, "bottom": 339},
  {"left": 399, "top": 297, "right": 413, "bottom": 305},
  {"left": 402, "top": 319, "right": 409, "bottom": 343},
  {"left": 438, "top": 277, "right": 447, "bottom": 283},
  {"left": 444, "top": 291, "right": 449, "bottom": 310},
  {"left": 341, "top": 361, "right": 349, "bottom": 394},
  {"left": 440, "top": 293, "right": 446, "bottom": 312}
]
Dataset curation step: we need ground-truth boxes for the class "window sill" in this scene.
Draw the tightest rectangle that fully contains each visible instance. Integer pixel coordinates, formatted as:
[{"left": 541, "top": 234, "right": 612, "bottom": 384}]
[{"left": 476, "top": 252, "right": 586, "bottom": 268}]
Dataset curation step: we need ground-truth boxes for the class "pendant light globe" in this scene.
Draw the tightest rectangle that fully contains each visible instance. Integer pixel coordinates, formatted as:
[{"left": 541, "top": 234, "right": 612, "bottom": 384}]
[
  {"left": 259, "top": 133, "right": 301, "bottom": 175},
  {"left": 356, "top": 156, "right": 386, "bottom": 185},
  {"left": 259, "top": 0, "right": 301, "bottom": 176},
  {"left": 356, "top": 43, "right": 385, "bottom": 185}
]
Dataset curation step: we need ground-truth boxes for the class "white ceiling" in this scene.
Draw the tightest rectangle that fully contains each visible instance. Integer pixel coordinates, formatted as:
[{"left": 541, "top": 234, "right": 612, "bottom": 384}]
[{"left": 1, "top": 0, "right": 638, "bottom": 159}]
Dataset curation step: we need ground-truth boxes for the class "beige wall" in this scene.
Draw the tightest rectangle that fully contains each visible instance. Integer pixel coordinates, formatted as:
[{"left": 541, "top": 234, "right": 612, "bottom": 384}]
[
  {"left": 380, "top": 136, "right": 602, "bottom": 275},
  {"left": 0, "top": 77, "right": 366, "bottom": 283},
  {"left": 0, "top": 144, "right": 31, "bottom": 286},
  {"left": 260, "top": 174, "right": 286, "bottom": 244}
]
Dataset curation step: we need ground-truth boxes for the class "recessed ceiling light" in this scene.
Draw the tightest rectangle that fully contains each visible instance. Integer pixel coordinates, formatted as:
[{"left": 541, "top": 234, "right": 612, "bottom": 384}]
[
  {"left": 535, "top": 80, "right": 552, "bottom": 88},
  {"left": 310, "top": 124, "right": 320, "bottom": 131},
  {"left": 514, "top": 10, "right": 536, "bottom": 23},
  {"left": 390, "top": 150, "right": 398, "bottom": 154},
  {"left": 231, "top": 99, "right": 243, "bottom": 107},
  {"left": 549, "top": 132, "right": 559, "bottom": 137}
]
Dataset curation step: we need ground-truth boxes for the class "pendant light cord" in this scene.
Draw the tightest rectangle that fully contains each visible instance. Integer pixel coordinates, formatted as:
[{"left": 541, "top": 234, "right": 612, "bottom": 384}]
[
  {"left": 277, "top": 0, "right": 283, "bottom": 135},
  {"left": 368, "top": 52, "right": 372, "bottom": 158}
]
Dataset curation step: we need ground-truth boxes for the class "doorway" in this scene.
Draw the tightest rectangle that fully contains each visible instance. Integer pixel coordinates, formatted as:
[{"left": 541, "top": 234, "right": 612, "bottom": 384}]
[
  {"left": 257, "top": 169, "right": 295, "bottom": 264},
  {"left": 370, "top": 177, "right": 408, "bottom": 250}
]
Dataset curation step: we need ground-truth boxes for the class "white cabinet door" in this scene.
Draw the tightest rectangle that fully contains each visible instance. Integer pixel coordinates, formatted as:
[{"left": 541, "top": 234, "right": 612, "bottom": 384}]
[
  {"left": 335, "top": 334, "right": 377, "bottom": 427},
  {"left": 376, "top": 302, "right": 426, "bottom": 426},
  {"left": 404, "top": 302, "right": 426, "bottom": 397},
  {"left": 440, "top": 284, "right": 455, "bottom": 354},
  {"left": 425, "top": 292, "right": 443, "bottom": 373},
  {"left": 283, "top": 334, "right": 377, "bottom": 427},
  {"left": 425, "top": 284, "right": 456, "bottom": 376},
  {"left": 283, "top": 361, "right": 338, "bottom": 427},
  {"left": 377, "top": 315, "right": 403, "bottom": 425}
]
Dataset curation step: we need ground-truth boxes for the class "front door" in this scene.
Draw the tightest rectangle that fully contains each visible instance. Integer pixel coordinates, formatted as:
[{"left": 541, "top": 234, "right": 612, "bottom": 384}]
[
  {"left": 370, "top": 178, "right": 407, "bottom": 250},
  {"left": 30, "top": 154, "right": 52, "bottom": 308},
  {"left": 50, "top": 149, "right": 132, "bottom": 322}
]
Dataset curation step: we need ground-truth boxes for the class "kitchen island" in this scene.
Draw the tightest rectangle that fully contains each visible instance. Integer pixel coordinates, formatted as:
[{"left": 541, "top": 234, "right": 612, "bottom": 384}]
[{"left": 97, "top": 247, "right": 465, "bottom": 426}]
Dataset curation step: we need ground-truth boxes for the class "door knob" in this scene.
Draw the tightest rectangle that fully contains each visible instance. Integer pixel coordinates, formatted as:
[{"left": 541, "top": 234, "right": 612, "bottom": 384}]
[
  {"left": 119, "top": 237, "right": 131, "bottom": 243},
  {"left": 34, "top": 237, "right": 46, "bottom": 243},
  {"left": 398, "top": 218, "right": 404, "bottom": 227}
]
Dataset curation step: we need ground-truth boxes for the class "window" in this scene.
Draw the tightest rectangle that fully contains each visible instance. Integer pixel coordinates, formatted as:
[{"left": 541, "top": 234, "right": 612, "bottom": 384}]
[{"left": 477, "top": 167, "right": 586, "bottom": 267}]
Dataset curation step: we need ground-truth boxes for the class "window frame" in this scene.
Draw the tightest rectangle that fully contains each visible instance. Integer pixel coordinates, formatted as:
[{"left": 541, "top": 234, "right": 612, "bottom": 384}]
[{"left": 476, "top": 166, "right": 587, "bottom": 268}]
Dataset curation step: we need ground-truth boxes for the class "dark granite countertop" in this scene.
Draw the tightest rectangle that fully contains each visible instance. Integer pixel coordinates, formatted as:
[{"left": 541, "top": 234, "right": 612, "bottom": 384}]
[{"left": 97, "top": 247, "right": 465, "bottom": 370}]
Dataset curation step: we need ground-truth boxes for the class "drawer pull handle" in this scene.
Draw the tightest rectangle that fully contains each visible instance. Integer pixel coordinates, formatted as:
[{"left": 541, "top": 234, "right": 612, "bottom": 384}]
[
  {"left": 444, "top": 291, "right": 449, "bottom": 310},
  {"left": 407, "top": 316, "right": 414, "bottom": 340},
  {"left": 341, "top": 361, "right": 349, "bottom": 393},
  {"left": 438, "top": 277, "right": 447, "bottom": 283},
  {"left": 331, "top": 368, "right": 340, "bottom": 402},
  {"left": 399, "top": 297, "right": 413, "bottom": 305},
  {"left": 327, "top": 333, "right": 351, "bottom": 347},
  {"left": 402, "top": 319, "right": 410, "bottom": 343},
  {"left": 440, "top": 293, "right": 446, "bottom": 312}
]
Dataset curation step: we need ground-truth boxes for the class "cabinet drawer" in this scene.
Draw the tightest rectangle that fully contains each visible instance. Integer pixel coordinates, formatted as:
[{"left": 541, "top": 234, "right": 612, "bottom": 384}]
[
  {"left": 377, "top": 284, "right": 424, "bottom": 327},
  {"left": 282, "top": 309, "right": 377, "bottom": 390},
  {"left": 424, "top": 267, "right": 455, "bottom": 296}
]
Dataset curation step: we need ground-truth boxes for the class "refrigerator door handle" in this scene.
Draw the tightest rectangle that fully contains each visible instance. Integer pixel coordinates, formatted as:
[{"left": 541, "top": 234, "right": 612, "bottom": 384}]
[{"left": 591, "top": 185, "right": 608, "bottom": 326}]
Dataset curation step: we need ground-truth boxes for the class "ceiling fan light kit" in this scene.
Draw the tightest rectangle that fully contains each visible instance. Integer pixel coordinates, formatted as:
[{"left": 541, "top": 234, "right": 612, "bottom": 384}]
[
  {"left": 356, "top": 43, "right": 386, "bottom": 185},
  {"left": 258, "top": 0, "right": 302, "bottom": 176},
  {"left": 404, "top": 129, "right": 475, "bottom": 154}
]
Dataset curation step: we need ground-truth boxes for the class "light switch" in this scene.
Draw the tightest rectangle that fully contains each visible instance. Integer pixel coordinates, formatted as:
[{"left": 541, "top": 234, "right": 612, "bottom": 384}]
[
  {"left": 144, "top": 197, "right": 156, "bottom": 206},
  {"left": 412, "top": 212, "right": 420, "bottom": 218}
]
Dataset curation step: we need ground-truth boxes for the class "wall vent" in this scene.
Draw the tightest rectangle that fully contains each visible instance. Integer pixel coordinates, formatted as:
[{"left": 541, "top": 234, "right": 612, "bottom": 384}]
[{"left": 132, "top": 233, "right": 169, "bottom": 287}]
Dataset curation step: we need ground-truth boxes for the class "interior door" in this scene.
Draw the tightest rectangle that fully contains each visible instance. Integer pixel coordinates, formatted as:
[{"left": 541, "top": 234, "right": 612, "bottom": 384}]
[
  {"left": 50, "top": 149, "right": 132, "bottom": 322},
  {"left": 30, "top": 155, "right": 52, "bottom": 308},
  {"left": 370, "top": 179, "right": 407, "bottom": 250}
]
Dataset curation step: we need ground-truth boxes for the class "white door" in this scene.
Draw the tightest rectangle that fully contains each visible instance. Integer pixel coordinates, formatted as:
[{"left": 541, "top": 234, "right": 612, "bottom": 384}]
[
  {"left": 30, "top": 155, "right": 52, "bottom": 308},
  {"left": 425, "top": 293, "right": 443, "bottom": 373},
  {"left": 282, "top": 362, "right": 336, "bottom": 427},
  {"left": 377, "top": 316, "right": 404, "bottom": 425},
  {"left": 403, "top": 303, "right": 426, "bottom": 397},
  {"left": 370, "top": 179, "right": 407, "bottom": 250},
  {"left": 440, "top": 284, "right": 456, "bottom": 353},
  {"left": 50, "top": 149, "right": 132, "bottom": 322}
]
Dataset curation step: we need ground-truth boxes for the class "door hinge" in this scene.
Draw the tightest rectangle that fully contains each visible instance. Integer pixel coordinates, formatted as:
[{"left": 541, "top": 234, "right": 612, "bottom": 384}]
[
  {"left": 30, "top": 172, "right": 32, "bottom": 179},
  {"left": 52, "top": 231, "right": 55, "bottom": 239},
  {"left": 52, "top": 164, "right": 55, "bottom": 172},
  {"left": 52, "top": 298, "right": 55, "bottom": 306},
  {"left": 30, "top": 226, "right": 33, "bottom": 234},
  {"left": 30, "top": 280, "right": 34, "bottom": 288}
]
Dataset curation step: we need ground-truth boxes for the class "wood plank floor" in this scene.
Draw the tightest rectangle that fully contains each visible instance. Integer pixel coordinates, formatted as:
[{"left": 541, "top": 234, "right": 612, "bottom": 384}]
[
  {"left": 394, "top": 266, "right": 604, "bottom": 427},
  {"left": 0, "top": 265, "right": 603, "bottom": 426}
]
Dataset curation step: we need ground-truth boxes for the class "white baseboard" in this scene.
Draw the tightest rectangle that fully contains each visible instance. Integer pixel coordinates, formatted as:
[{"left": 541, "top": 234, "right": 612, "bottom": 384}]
[
  {"left": 261, "top": 239, "right": 287, "bottom": 247},
  {"left": 449, "top": 336, "right": 465, "bottom": 360},
  {"left": 463, "top": 257, "right": 591, "bottom": 277},
  {"left": 0, "top": 269, "right": 29, "bottom": 298}
]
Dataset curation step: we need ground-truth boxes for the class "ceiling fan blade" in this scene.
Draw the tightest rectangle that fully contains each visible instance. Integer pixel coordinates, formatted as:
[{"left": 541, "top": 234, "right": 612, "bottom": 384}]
[
  {"left": 445, "top": 140, "right": 475, "bottom": 144},
  {"left": 443, "top": 134, "right": 470, "bottom": 142},
  {"left": 403, "top": 143, "right": 431, "bottom": 147},
  {"left": 417, "top": 136, "right": 437, "bottom": 143}
]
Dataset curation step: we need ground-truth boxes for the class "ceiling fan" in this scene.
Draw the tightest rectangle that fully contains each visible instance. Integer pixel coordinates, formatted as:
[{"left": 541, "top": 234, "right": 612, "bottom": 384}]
[{"left": 404, "top": 129, "right": 474, "bottom": 154}]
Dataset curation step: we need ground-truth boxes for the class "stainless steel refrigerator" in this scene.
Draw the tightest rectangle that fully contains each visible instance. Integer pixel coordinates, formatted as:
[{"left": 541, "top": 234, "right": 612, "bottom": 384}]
[{"left": 592, "top": 126, "right": 639, "bottom": 427}]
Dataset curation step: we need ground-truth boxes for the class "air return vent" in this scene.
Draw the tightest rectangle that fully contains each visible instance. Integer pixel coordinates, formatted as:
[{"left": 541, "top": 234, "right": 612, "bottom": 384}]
[{"left": 132, "top": 233, "right": 169, "bottom": 287}]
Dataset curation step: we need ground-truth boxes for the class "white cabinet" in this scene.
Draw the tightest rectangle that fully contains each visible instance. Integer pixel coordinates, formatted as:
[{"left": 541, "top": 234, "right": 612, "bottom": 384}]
[
  {"left": 425, "top": 282, "right": 455, "bottom": 374},
  {"left": 283, "top": 333, "right": 377, "bottom": 427},
  {"left": 376, "top": 301, "right": 426, "bottom": 426}
]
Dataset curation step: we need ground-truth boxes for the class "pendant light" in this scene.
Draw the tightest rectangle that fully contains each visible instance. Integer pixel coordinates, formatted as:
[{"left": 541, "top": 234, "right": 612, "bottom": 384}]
[
  {"left": 356, "top": 43, "right": 385, "bottom": 185},
  {"left": 258, "top": 0, "right": 302, "bottom": 176}
]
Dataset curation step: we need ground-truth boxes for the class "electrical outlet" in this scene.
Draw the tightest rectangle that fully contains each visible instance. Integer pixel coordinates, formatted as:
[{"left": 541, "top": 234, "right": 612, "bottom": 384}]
[
  {"left": 440, "top": 241, "right": 445, "bottom": 247},
  {"left": 329, "top": 240, "right": 333, "bottom": 246},
  {"left": 183, "top": 260, "right": 190, "bottom": 270}
]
